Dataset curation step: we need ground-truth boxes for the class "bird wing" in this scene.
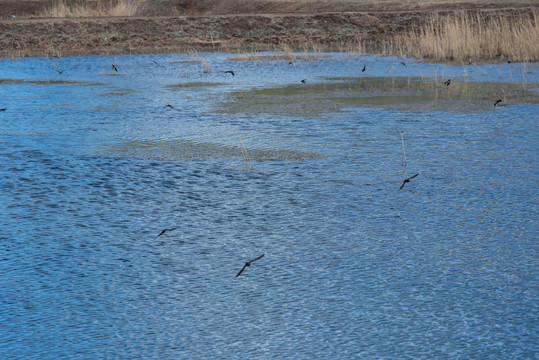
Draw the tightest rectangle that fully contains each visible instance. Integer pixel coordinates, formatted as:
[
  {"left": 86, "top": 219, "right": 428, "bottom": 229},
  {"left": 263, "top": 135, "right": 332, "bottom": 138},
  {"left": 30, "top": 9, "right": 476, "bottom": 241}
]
[
  {"left": 399, "top": 181, "right": 406, "bottom": 190},
  {"left": 236, "top": 263, "right": 248, "bottom": 277},
  {"left": 250, "top": 254, "right": 265, "bottom": 263},
  {"left": 408, "top": 173, "right": 419, "bottom": 180}
]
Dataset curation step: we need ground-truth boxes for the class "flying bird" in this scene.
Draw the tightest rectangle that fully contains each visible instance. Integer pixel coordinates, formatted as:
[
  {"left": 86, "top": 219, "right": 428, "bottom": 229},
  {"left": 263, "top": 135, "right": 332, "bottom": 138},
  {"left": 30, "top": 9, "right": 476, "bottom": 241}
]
[
  {"left": 224, "top": 70, "right": 235, "bottom": 76},
  {"left": 0, "top": 108, "right": 6, "bottom": 112},
  {"left": 301, "top": 79, "right": 307, "bottom": 83},
  {"left": 361, "top": 65, "right": 366, "bottom": 72},
  {"left": 156, "top": 228, "right": 177, "bottom": 238},
  {"left": 236, "top": 254, "right": 265, "bottom": 277},
  {"left": 289, "top": 61, "right": 293, "bottom": 65},
  {"left": 400, "top": 61, "right": 407, "bottom": 66},
  {"left": 494, "top": 99, "right": 502, "bottom": 108},
  {"left": 399, "top": 173, "right": 419, "bottom": 190},
  {"left": 112, "top": 64, "right": 118, "bottom": 72},
  {"left": 56, "top": 70, "right": 63, "bottom": 74},
  {"left": 443, "top": 79, "right": 451, "bottom": 86},
  {"left": 164, "top": 104, "right": 174, "bottom": 109}
]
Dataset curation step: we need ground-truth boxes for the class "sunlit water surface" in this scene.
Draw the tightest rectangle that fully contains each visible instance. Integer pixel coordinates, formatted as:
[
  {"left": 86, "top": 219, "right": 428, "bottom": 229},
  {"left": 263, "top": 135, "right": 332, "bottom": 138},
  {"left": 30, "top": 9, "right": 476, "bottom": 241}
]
[{"left": 1, "top": 53, "right": 538, "bottom": 359}]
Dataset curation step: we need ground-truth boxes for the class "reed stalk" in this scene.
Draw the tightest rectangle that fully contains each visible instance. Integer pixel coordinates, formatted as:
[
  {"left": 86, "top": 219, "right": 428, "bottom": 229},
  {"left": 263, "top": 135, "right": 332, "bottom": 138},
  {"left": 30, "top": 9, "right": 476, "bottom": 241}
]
[
  {"left": 43, "top": 0, "right": 139, "bottom": 18},
  {"left": 392, "top": 9, "right": 539, "bottom": 63},
  {"left": 400, "top": 131, "right": 407, "bottom": 168},
  {"left": 239, "top": 137, "right": 253, "bottom": 170},
  {"left": 200, "top": 58, "right": 211, "bottom": 73}
]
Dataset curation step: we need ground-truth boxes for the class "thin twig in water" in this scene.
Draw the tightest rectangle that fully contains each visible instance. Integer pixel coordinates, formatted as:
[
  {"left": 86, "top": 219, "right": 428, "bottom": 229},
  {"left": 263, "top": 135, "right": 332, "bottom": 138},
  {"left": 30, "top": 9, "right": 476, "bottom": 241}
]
[
  {"left": 400, "top": 131, "right": 407, "bottom": 168},
  {"left": 240, "top": 136, "right": 252, "bottom": 170},
  {"left": 201, "top": 58, "right": 211, "bottom": 73}
]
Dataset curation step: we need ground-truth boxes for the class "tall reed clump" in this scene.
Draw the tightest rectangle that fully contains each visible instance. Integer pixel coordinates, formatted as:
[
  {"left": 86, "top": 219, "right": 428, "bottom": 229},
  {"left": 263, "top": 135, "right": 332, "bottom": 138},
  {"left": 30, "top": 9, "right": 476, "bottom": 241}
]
[
  {"left": 393, "top": 9, "right": 539, "bottom": 63},
  {"left": 43, "top": 0, "right": 139, "bottom": 18}
]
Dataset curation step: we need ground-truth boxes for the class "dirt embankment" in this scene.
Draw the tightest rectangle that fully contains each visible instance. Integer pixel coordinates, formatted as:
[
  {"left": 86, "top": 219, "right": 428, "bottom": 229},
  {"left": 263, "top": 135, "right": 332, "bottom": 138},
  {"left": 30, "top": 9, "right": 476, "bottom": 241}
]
[{"left": 0, "top": 0, "right": 536, "bottom": 58}]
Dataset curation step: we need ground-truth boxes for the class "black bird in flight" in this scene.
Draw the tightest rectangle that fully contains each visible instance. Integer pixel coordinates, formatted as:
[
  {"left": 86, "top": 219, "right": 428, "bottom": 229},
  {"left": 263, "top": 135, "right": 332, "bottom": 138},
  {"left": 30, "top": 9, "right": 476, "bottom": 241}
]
[
  {"left": 0, "top": 108, "right": 6, "bottom": 111},
  {"left": 164, "top": 104, "right": 174, "bottom": 109},
  {"left": 112, "top": 64, "right": 118, "bottom": 72},
  {"left": 301, "top": 79, "right": 307, "bottom": 83},
  {"left": 236, "top": 254, "right": 265, "bottom": 277},
  {"left": 57, "top": 70, "right": 63, "bottom": 74},
  {"left": 361, "top": 65, "right": 366, "bottom": 72},
  {"left": 289, "top": 61, "right": 293, "bottom": 65},
  {"left": 494, "top": 99, "right": 502, "bottom": 108},
  {"left": 399, "top": 173, "right": 419, "bottom": 190},
  {"left": 224, "top": 70, "right": 235, "bottom": 76},
  {"left": 400, "top": 61, "right": 407, "bottom": 66},
  {"left": 156, "top": 228, "right": 177, "bottom": 238},
  {"left": 443, "top": 79, "right": 451, "bottom": 86}
]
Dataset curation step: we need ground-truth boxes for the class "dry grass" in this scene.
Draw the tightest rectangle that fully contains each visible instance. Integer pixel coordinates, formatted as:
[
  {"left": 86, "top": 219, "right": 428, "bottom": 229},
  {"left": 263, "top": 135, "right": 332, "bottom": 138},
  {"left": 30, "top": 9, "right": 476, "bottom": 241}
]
[
  {"left": 392, "top": 9, "right": 539, "bottom": 63},
  {"left": 200, "top": 58, "right": 211, "bottom": 73},
  {"left": 43, "top": 0, "right": 139, "bottom": 18}
]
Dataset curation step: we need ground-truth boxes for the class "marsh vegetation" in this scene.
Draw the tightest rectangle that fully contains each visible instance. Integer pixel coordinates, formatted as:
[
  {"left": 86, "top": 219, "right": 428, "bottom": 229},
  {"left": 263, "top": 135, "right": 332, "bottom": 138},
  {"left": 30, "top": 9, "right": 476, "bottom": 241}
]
[
  {"left": 217, "top": 76, "right": 539, "bottom": 117},
  {"left": 393, "top": 10, "right": 539, "bottom": 63},
  {"left": 41, "top": 0, "right": 140, "bottom": 17},
  {"left": 1, "top": 0, "right": 537, "bottom": 62}
]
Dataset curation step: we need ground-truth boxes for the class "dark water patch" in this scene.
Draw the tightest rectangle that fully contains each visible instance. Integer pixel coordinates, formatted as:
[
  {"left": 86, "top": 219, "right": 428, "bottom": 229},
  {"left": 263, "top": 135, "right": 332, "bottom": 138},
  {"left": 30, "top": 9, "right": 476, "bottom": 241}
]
[{"left": 97, "top": 138, "right": 323, "bottom": 161}]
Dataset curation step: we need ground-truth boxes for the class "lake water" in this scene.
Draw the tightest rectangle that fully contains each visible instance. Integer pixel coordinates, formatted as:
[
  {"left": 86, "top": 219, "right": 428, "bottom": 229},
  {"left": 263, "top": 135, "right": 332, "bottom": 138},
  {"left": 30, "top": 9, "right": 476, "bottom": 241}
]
[{"left": 0, "top": 53, "right": 537, "bottom": 359}]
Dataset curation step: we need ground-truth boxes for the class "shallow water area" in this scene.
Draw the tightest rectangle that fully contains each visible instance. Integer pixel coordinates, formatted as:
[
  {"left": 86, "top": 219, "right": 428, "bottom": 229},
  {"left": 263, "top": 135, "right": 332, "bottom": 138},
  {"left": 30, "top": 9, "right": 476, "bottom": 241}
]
[{"left": 0, "top": 52, "right": 537, "bottom": 359}]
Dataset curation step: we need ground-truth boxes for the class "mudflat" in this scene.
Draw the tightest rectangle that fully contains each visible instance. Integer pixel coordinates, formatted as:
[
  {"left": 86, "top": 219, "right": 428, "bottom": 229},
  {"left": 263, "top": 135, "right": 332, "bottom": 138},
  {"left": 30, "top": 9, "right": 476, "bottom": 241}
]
[{"left": 0, "top": 0, "right": 536, "bottom": 58}]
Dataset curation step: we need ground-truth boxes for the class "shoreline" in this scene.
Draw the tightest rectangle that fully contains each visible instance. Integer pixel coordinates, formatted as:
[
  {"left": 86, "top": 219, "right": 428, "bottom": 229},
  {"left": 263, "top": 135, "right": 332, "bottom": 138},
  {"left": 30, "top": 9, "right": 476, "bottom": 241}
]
[{"left": 0, "top": 5, "right": 536, "bottom": 61}]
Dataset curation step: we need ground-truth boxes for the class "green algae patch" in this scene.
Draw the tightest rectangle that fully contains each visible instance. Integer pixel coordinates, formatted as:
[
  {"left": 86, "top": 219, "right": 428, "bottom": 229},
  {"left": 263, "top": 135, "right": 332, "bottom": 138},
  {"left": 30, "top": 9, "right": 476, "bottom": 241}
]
[
  {"left": 98, "top": 138, "right": 323, "bottom": 161},
  {"left": 216, "top": 77, "right": 539, "bottom": 117}
]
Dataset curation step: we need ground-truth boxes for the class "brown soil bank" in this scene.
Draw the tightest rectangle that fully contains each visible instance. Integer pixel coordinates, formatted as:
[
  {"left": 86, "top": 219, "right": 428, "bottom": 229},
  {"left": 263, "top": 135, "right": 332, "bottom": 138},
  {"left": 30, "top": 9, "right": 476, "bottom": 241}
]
[{"left": 0, "top": 0, "right": 537, "bottom": 60}]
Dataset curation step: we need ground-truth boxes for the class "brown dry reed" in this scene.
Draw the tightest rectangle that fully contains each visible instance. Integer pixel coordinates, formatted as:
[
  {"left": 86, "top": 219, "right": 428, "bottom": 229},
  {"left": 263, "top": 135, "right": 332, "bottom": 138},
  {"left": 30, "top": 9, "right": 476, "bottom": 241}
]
[
  {"left": 43, "top": 0, "right": 139, "bottom": 18},
  {"left": 392, "top": 9, "right": 539, "bottom": 63}
]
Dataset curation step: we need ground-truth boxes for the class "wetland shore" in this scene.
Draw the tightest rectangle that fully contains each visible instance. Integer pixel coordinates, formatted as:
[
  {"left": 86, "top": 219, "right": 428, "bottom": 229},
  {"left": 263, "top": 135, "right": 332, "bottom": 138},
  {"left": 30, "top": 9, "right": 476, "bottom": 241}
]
[{"left": 0, "top": 0, "right": 537, "bottom": 61}]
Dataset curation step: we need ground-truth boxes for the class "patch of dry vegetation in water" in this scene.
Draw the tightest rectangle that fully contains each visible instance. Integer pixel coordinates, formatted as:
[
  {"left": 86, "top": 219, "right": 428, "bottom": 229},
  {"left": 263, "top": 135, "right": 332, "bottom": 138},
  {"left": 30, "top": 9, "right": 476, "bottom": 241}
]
[
  {"left": 229, "top": 54, "right": 328, "bottom": 62},
  {"left": 165, "top": 82, "right": 224, "bottom": 89},
  {"left": 99, "top": 138, "right": 323, "bottom": 161},
  {"left": 42, "top": 0, "right": 139, "bottom": 17},
  {"left": 392, "top": 9, "right": 539, "bottom": 63},
  {"left": 217, "top": 77, "right": 539, "bottom": 117}
]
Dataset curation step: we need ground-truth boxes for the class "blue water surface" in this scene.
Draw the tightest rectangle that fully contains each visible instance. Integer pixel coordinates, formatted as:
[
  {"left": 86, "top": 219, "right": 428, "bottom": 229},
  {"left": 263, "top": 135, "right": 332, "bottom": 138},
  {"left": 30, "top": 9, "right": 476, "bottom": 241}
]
[{"left": 0, "top": 53, "right": 538, "bottom": 359}]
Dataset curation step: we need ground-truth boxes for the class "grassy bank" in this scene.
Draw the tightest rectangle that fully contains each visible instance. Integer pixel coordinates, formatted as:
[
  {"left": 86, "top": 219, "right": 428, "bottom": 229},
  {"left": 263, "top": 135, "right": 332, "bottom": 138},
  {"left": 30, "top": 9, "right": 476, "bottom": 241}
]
[
  {"left": 0, "top": 2, "right": 537, "bottom": 62},
  {"left": 42, "top": 0, "right": 139, "bottom": 17},
  {"left": 391, "top": 9, "right": 539, "bottom": 62}
]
